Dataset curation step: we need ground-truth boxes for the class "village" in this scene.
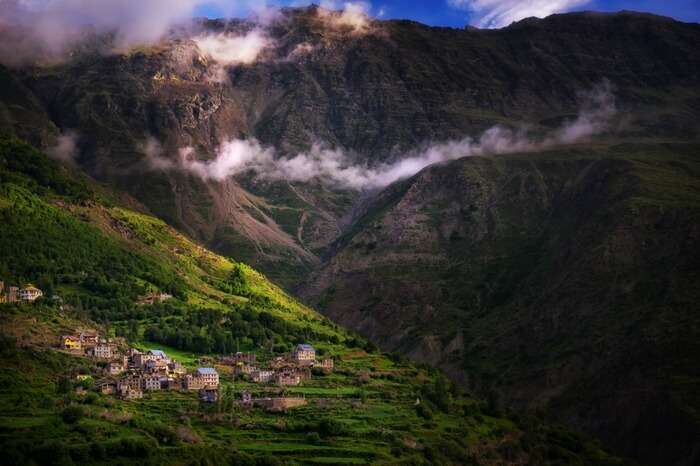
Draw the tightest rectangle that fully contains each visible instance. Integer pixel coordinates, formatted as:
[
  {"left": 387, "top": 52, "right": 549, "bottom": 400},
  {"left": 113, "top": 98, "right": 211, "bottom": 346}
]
[{"left": 60, "top": 329, "right": 334, "bottom": 411}]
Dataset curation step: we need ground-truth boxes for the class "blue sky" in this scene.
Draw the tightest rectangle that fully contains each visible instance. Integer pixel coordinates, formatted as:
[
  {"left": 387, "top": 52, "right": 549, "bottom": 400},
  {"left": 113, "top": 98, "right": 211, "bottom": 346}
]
[{"left": 195, "top": 0, "right": 700, "bottom": 28}]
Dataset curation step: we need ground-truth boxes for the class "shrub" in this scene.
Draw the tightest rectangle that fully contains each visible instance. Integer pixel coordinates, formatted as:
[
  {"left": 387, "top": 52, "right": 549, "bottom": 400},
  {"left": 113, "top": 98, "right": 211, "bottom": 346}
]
[
  {"left": 416, "top": 403, "right": 433, "bottom": 420},
  {"left": 61, "top": 405, "right": 84, "bottom": 424},
  {"left": 318, "top": 418, "right": 347, "bottom": 437}
]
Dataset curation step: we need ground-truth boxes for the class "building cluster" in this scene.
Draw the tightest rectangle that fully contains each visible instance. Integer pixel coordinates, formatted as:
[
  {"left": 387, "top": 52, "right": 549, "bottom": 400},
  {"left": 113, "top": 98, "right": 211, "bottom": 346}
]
[
  {"left": 0, "top": 281, "right": 43, "bottom": 304},
  {"left": 222, "top": 344, "right": 333, "bottom": 387},
  {"left": 61, "top": 333, "right": 219, "bottom": 402}
]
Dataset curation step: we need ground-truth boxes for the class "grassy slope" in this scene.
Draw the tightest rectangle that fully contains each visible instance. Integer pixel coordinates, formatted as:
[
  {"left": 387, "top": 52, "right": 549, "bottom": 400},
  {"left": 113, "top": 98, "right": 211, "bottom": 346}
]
[{"left": 0, "top": 138, "right": 627, "bottom": 465}]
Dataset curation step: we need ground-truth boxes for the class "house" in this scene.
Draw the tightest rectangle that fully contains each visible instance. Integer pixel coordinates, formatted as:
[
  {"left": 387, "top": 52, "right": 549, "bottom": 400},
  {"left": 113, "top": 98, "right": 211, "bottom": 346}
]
[
  {"left": 198, "top": 388, "right": 219, "bottom": 403},
  {"left": 250, "top": 370, "right": 275, "bottom": 383},
  {"left": 18, "top": 285, "right": 42, "bottom": 302},
  {"left": 144, "top": 359, "right": 169, "bottom": 375},
  {"left": 142, "top": 375, "right": 161, "bottom": 391},
  {"left": 119, "top": 376, "right": 142, "bottom": 391},
  {"left": 117, "top": 384, "right": 143, "bottom": 400},
  {"left": 292, "top": 344, "right": 316, "bottom": 365},
  {"left": 107, "top": 362, "right": 124, "bottom": 375},
  {"left": 168, "top": 361, "right": 186, "bottom": 376},
  {"left": 196, "top": 368, "right": 219, "bottom": 388},
  {"left": 79, "top": 332, "right": 99, "bottom": 347},
  {"left": 234, "top": 364, "right": 257, "bottom": 376},
  {"left": 89, "top": 344, "right": 113, "bottom": 359},
  {"left": 159, "top": 377, "right": 176, "bottom": 390},
  {"left": 315, "top": 358, "right": 334, "bottom": 371},
  {"left": 149, "top": 349, "right": 168, "bottom": 361},
  {"left": 182, "top": 374, "right": 205, "bottom": 390},
  {"left": 134, "top": 349, "right": 168, "bottom": 367},
  {"left": 61, "top": 335, "right": 82, "bottom": 351},
  {"left": 274, "top": 371, "right": 301, "bottom": 386},
  {"left": 6, "top": 286, "right": 18, "bottom": 303},
  {"left": 97, "top": 382, "right": 116, "bottom": 395}
]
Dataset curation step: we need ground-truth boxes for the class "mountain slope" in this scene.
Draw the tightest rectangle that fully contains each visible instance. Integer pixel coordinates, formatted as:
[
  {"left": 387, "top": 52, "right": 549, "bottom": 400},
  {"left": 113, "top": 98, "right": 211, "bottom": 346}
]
[
  {"left": 300, "top": 142, "right": 700, "bottom": 465},
  {"left": 2, "top": 10, "right": 700, "bottom": 285},
  {"left": 0, "top": 137, "right": 632, "bottom": 465}
]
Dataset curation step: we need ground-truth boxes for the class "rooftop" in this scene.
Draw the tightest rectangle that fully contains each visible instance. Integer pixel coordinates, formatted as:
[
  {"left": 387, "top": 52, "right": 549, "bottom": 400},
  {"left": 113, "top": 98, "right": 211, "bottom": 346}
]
[
  {"left": 149, "top": 350, "right": 167, "bottom": 358},
  {"left": 197, "top": 367, "right": 218, "bottom": 375},
  {"left": 296, "top": 344, "right": 315, "bottom": 351}
]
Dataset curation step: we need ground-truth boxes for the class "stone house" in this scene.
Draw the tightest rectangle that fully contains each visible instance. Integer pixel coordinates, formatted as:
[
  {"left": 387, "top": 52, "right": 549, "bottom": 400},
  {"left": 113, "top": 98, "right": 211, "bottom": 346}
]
[
  {"left": 142, "top": 375, "right": 161, "bottom": 391},
  {"left": 118, "top": 384, "right": 143, "bottom": 400},
  {"left": 274, "top": 371, "right": 301, "bottom": 386},
  {"left": 6, "top": 286, "right": 18, "bottom": 303},
  {"left": 168, "top": 361, "right": 186, "bottom": 376},
  {"left": 183, "top": 374, "right": 205, "bottom": 390},
  {"left": 234, "top": 364, "right": 257, "bottom": 375},
  {"left": 250, "top": 370, "right": 275, "bottom": 383},
  {"left": 315, "top": 358, "right": 334, "bottom": 371},
  {"left": 196, "top": 367, "right": 219, "bottom": 388},
  {"left": 61, "top": 335, "right": 82, "bottom": 351},
  {"left": 19, "top": 285, "right": 42, "bottom": 302},
  {"left": 107, "top": 362, "right": 124, "bottom": 375},
  {"left": 89, "top": 344, "right": 114, "bottom": 359},
  {"left": 97, "top": 382, "right": 116, "bottom": 395},
  {"left": 292, "top": 344, "right": 316, "bottom": 365},
  {"left": 79, "top": 332, "right": 99, "bottom": 347}
]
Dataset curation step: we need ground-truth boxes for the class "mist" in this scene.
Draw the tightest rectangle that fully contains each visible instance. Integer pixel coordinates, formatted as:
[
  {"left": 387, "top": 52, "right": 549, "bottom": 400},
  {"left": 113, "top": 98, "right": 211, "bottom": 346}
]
[
  {"left": 46, "top": 132, "right": 78, "bottom": 163},
  {"left": 144, "top": 82, "right": 616, "bottom": 190}
]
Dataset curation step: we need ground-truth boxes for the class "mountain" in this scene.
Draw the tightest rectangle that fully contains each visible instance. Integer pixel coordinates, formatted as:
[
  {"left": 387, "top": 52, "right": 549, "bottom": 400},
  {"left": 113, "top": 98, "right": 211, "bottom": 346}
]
[
  {"left": 301, "top": 142, "right": 700, "bottom": 465},
  {"left": 2, "top": 9, "right": 699, "bottom": 286},
  {"left": 1, "top": 7, "right": 700, "bottom": 466},
  {"left": 1, "top": 137, "right": 631, "bottom": 465}
]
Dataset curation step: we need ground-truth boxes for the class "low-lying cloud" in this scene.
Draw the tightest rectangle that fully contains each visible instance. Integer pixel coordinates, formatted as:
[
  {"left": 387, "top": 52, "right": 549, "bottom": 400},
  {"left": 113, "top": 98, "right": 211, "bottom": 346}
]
[
  {"left": 47, "top": 132, "right": 79, "bottom": 163},
  {"left": 144, "top": 82, "right": 616, "bottom": 190},
  {"left": 448, "top": 0, "right": 591, "bottom": 28},
  {"left": 193, "top": 29, "right": 271, "bottom": 65}
]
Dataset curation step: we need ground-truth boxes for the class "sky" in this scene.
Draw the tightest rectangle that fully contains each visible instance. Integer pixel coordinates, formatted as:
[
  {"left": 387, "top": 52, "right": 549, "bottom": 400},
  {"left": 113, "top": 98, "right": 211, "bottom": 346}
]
[{"left": 195, "top": 0, "right": 700, "bottom": 28}]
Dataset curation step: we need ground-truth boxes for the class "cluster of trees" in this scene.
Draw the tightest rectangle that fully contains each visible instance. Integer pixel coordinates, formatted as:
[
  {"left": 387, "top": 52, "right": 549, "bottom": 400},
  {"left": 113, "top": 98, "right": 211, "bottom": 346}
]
[
  {"left": 0, "top": 138, "right": 187, "bottom": 320},
  {"left": 142, "top": 306, "right": 339, "bottom": 354}
]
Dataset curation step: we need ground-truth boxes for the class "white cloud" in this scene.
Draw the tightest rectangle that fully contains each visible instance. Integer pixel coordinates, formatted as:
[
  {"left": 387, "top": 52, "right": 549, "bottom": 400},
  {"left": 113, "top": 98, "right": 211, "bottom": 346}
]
[
  {"left": 448, "top": 0, "right": 591, "bottom": 28},
  {"left": 317, "top": 1, "right": 373, "bottom": 34},
  {"left": 193, "top": 29, "right": 271, "bottom": 65},
  {"left": 144, "top": 82, "right": 617, "bottom": 190},
  {"left": 47, "top": 132, "right": 78, "bottom": 163}
]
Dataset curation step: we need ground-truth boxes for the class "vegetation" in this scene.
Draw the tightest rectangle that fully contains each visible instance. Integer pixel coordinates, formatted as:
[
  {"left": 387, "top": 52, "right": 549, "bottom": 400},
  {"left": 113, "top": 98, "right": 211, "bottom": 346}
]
[{"left": 0, "top": 138, "right": 626, "bottom": 464}]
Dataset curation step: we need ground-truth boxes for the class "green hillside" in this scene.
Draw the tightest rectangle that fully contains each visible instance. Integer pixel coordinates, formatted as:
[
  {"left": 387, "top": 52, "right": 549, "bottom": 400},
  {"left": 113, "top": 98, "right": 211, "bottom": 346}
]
[{"left": 0, "top": 138, "right": 628, "bottom": 465}]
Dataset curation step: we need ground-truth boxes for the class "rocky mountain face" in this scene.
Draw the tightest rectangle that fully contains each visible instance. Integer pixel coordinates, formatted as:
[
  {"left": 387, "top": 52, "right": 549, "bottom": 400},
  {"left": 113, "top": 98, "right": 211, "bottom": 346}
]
[
  {"left": 2, "top": 8, "right": 700, "bottom": 465},
  {"left": 300, "top": 143, "right": 700, "bottom": 465},
  {"left": 2, "top": 8, "right": 700, "bottom": 285}
]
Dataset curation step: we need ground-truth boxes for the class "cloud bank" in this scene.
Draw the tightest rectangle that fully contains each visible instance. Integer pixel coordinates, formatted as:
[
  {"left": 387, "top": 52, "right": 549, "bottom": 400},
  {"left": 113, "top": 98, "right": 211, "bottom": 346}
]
[
  {"left": 448, "top": 0, "right": 591, "bottom": 28},
  {"left": 144, "top": 82, "right": 616, "bottom": 190},
  {"left": 193, "top": 29, "right": 271, "bottom": 65}
]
